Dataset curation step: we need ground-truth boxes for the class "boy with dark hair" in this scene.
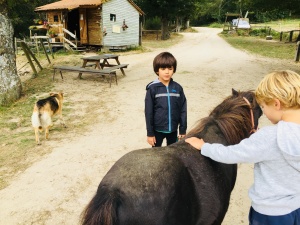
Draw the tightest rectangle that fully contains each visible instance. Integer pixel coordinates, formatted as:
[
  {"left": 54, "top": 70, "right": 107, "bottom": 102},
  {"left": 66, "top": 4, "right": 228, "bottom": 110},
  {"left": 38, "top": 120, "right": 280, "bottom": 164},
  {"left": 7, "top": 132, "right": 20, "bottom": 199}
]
[{"left": 145, "top": 52, "right": 187, "bottom": 147}]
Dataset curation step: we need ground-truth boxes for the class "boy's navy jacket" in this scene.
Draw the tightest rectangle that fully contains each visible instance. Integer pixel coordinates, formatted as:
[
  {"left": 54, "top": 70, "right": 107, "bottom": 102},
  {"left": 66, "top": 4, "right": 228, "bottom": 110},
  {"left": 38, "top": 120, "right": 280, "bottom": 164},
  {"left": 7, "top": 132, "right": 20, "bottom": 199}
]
[{"left": 145, "top": 78, "right": 187, "bottom": 137}]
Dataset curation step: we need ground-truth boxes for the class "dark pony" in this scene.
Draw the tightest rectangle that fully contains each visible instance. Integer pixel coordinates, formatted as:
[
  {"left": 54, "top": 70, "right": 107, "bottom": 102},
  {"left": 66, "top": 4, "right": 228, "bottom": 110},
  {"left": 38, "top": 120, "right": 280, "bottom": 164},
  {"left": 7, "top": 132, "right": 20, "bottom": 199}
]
[{"left": 81, "top": 89, "right": 262, "bottom": 225}]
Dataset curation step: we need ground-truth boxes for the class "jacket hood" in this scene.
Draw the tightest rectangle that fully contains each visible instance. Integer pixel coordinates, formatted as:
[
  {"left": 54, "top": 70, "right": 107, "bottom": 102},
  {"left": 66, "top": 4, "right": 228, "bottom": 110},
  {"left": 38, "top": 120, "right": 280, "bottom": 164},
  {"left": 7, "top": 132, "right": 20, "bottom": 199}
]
[
  {"left": 145, "top": 78, "right": 173, "bottom": 90},
  {"left": 277, "top": 121, "right": 300, "bottom": 171}
]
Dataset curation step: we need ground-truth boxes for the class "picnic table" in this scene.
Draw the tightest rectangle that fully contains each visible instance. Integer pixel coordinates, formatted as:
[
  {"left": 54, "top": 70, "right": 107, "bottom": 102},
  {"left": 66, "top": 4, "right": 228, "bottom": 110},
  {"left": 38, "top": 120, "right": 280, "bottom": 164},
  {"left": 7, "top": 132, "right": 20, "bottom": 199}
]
[
  {"left": 53, "top": 54, "right": 128, "bottom": 87},
  {"left": 80, "top": 54, "right": 127, "bottom": 77}
]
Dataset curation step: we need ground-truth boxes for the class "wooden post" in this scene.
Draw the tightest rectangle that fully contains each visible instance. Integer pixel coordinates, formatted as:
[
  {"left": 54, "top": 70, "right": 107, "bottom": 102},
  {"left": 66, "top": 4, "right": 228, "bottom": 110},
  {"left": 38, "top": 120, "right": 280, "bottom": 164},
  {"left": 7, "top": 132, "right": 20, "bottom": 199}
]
[
  {"left": 289, "top": 31, "right": 294, "bottom": 42},
  {"left": 295, "top": 41, "right": 300, "bottom": 62},
  {"left": 20, "top": 41, "right": 43, "bottom": 78},
  {"left": 14, "top": 37, "right": 17, "bottom": 54},
  {"left": 280, "top": 32, "right": 283, "bottom": 41},
  {"left": 34, "top": 34, "right": 39, "bottom": 56},
  {"left": 20, "top": 42, "right": 38, "bottom": 77},
  {"left": 23, "top": 43, "right": 43, "bottom": 70},
  {"left": 46, "top": 38, "right": 54, "bottom": 59},
  {"left": 75, "top": 30, "right": 78, "bottom": 50},
  {"left": 296, "top": 31, "right": 300, "bottom": 42},
  {"left": 40, "top": 40, "right": 51, "bottom": 64}
]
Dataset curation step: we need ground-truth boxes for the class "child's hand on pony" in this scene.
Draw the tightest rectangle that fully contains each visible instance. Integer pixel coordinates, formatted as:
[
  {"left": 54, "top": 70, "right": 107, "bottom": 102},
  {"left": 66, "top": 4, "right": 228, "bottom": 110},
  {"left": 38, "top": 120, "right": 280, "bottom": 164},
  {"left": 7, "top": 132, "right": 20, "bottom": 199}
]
[{"left": 185, "top": 137, "right": 205, "bottom": 150}]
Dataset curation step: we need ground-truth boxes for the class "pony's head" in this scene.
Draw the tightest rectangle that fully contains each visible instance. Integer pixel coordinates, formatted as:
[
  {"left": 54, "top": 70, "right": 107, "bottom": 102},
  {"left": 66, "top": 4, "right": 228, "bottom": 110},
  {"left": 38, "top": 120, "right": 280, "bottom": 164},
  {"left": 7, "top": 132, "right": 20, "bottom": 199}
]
[{"left": 188, "top": 89, "right": 262, "bottom": 145}]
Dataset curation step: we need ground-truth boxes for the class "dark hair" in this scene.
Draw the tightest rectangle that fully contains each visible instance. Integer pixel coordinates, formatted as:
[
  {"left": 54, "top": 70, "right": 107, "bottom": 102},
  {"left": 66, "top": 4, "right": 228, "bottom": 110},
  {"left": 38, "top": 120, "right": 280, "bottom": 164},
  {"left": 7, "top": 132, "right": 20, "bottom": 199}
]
[{"left": 153, "top": 52, "right": 177, "bottom": 74}]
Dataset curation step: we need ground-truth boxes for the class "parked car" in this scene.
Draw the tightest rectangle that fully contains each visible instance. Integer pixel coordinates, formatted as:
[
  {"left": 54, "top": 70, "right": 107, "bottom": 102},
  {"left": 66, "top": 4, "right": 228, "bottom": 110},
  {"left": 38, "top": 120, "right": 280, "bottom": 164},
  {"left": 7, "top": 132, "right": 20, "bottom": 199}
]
[{"left": 232, "top": 19, "right": 251, "bottom": 29}]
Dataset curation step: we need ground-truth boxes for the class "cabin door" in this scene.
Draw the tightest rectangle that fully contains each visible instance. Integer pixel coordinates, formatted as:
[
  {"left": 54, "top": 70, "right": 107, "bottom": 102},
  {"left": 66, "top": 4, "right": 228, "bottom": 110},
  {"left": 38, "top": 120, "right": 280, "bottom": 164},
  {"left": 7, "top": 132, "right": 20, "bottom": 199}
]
[
  {"left": 87, "top": 8, "right": 102, "bottom": 45},
  {"left": 67, "top": 9, "right": 80, "bottom": 39},
  {"left": 79, "top": 8, "right": 88, "bottom": 44}
]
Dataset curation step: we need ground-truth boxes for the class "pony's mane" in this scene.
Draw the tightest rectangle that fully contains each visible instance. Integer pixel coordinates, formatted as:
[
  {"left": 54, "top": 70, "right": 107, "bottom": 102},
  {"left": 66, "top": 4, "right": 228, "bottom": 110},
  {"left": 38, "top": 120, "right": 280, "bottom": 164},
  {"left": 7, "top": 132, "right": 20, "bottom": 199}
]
[{"left": 187, "top": 92, "right": 254, "bottom": 145}]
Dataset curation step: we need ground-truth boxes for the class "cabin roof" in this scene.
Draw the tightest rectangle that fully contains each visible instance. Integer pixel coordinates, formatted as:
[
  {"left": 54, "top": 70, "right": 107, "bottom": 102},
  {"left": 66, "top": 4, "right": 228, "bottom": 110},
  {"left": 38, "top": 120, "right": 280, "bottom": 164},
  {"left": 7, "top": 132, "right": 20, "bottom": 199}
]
[
  {"left": 35, "top": 0, "right": 144, "bottom": 15},
  {"left": 127, "top": 0, "right": 144, "bottom": 15},
  {"left": 35, "top": 0, "right": 101, "bottom": 11}
]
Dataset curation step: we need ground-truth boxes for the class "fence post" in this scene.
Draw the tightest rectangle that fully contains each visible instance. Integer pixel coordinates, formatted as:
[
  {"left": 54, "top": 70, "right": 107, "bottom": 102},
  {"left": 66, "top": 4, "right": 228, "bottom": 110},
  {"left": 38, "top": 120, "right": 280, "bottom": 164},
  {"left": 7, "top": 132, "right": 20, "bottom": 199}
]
[
  {"left": 14, "top": 37, "right": 17, "bottom": 54},
  {"left": 40, "top": 40, "right": 51, "bottom": 64},
  {"left": 280, "top": 32, "right": 283, "bottom": 41},
  {"left": 289, "top": 31, "right": 294, "bottom": 42},
  {"left": 20, "top": 42, "right": 38, "bottom": 77},
  {"left": 295, "top": 41, "right": 300, "bottom": 62}
]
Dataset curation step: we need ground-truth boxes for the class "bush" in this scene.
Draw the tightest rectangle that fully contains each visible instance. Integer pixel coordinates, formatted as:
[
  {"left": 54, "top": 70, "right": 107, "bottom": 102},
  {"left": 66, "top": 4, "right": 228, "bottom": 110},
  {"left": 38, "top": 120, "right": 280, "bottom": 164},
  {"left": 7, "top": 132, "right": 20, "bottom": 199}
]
[
  {"left": 208, "top": 22, "right": 223, "bottom": 28},
  {"left": 47, "top": 27, "right": 59, "bottom": 36},
  {"left": 249, "top": 28, "right": 282, "bottom": 40},
  {"left": 236, "top": 29, "right": 250, "bottom": 36},
  {"left": 249, "top": 28, "right": 269, "bottom": 37},
  {"left": 144, "top": 17, "right": 161, "bottom": 30}
]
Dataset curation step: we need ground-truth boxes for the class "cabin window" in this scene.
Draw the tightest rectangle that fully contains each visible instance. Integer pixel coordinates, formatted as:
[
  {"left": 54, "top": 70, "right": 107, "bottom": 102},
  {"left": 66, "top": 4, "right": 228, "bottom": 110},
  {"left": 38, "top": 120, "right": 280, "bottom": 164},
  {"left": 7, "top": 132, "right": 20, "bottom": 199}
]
[
  {"left": 110, "top": 14, "right": 116, "bottom": 22},
  {"left": 54, "top": 15, "right": 59, "bottom": 22}
]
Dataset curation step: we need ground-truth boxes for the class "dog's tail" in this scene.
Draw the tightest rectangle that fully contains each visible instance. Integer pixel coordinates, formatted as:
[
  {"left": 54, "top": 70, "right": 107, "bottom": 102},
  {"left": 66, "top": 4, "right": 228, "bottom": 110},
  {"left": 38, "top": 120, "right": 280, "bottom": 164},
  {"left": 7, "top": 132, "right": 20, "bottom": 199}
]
[{"left": 31, "top": 106, "right": 42, "bottom": 130}]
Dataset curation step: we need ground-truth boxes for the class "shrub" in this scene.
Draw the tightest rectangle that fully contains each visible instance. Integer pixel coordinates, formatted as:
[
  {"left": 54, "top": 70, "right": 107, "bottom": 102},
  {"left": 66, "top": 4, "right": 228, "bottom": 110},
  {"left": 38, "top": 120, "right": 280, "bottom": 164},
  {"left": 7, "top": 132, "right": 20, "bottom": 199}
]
[{"left": 144, "top": 17, "right": 161, "bottom": 30}]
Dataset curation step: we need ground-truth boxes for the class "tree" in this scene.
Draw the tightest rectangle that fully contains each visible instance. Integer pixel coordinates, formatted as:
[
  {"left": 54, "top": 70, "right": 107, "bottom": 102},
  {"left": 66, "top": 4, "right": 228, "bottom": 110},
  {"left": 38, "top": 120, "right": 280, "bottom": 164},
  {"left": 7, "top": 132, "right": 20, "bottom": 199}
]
[
  {"left": 135, "top": 0, "right": 201, "bottom": 39},
  {"left": 0, "top": 0, "right": 22, "bottom": 106},
  {"left": 8, "top": 0, "right": 55, "bottom": 38}
]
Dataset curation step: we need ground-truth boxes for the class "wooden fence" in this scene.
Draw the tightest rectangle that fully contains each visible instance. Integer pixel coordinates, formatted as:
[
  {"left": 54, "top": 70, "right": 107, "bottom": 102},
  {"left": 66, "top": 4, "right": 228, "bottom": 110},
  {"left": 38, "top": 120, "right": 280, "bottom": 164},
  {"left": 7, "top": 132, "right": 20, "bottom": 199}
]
[
  {"left": 142, "top": 30, "right": 161, "bottom": 40},
  {"left": 280, "top": 30, "right": 300, "bottom": 43}
]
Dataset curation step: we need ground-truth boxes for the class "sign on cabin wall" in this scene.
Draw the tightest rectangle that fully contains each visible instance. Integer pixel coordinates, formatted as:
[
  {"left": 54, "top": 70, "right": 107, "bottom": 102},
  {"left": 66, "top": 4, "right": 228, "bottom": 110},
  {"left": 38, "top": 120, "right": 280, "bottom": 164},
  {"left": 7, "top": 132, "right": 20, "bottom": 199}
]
[{"left": 112, "top": 25, "right": 121, "bottom": 33}]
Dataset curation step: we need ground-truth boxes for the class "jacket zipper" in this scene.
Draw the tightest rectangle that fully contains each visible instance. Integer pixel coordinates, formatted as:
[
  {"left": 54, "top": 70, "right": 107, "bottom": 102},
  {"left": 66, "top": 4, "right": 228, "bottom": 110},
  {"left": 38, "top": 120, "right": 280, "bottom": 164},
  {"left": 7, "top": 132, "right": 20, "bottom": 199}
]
[{"left": 166, "top": 86, "right": 171, "bottom": 132}]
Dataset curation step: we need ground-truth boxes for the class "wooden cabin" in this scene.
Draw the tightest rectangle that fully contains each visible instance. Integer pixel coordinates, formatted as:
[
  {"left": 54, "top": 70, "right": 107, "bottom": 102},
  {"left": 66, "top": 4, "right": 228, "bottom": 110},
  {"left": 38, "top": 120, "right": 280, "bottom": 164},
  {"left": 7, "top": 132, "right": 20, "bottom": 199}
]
[{"left": 34, "top": 0, "right": 144, "bottom": 49}]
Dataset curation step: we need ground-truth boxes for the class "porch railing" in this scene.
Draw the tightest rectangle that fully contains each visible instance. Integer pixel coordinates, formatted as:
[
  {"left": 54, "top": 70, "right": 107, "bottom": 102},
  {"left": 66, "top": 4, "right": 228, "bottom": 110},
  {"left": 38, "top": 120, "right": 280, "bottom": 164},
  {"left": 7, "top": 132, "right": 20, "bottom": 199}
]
[
  {"left": 62, "top": 28, "right": 78, "bottom": 49},
  {"left": 50, "top": 24, "right": 78, "bottom": 50}
]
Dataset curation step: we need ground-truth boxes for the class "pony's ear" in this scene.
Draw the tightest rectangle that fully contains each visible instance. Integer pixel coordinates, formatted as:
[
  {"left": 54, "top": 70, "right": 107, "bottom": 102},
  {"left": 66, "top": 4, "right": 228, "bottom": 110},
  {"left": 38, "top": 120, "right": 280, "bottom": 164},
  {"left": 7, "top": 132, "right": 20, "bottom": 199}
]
[{"left": 232, "top": 88, "right": 239, "bottom": 97}]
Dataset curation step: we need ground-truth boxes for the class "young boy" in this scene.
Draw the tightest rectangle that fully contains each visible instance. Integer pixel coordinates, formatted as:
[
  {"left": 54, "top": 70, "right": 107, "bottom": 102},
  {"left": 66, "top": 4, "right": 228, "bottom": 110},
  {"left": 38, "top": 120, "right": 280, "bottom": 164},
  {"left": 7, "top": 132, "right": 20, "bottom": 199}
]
[
  {"left": 185, "top": 70, "right": 300, "bottom": 225},
  {"left": 145, "top": 52, "right": 187, "bottom": 147}
]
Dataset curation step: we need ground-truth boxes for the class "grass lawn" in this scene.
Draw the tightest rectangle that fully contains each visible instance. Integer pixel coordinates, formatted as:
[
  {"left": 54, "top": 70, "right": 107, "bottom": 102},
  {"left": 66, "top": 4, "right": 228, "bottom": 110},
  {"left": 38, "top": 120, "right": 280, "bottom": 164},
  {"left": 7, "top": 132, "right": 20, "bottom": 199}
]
[
  {"left": 220, "top": 19, "right": 300, "bottom": 60},
  {"left": 254, "top": 19, "right": 300, "bottom": 32}
]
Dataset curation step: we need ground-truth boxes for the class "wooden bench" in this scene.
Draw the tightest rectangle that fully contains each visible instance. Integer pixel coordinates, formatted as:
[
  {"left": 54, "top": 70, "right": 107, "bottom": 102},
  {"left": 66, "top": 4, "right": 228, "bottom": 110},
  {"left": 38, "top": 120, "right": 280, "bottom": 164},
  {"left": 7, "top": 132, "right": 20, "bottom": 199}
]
[
  {"left": 53, "top": 64, "right": 128, "bottom": 87},
  {"left": 108, "top": 45, "right": 128, "bottom": 51}
]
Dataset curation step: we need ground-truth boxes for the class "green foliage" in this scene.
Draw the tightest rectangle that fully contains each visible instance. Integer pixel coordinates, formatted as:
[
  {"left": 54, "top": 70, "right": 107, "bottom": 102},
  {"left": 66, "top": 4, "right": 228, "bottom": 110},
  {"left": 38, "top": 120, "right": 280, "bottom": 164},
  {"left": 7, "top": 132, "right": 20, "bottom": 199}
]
[
  {"left": 248, "top": 28, "right": 282, "bottom": 40},
  {"left": 29, "top": 25, "right": 37, "bottom": 30},
  {"left": 144, "top": 16, "right": 161, "bottom": 30},
  {"left": 235, "top": 29, "right": 249, "bottom": 36},
  {"left": 7, "top": 0, "right": 56, "bottom": 38},
  {"left": 47, "top": 26, "right": 59, "bottom": 36},
  {"left": 208, "top": 22, "right": 223, "bottom": 28},
  {"left": 254, "top": 10, "right": 294, "bottom": 23},
  {"left": 249, "top": 28, "right": 269, "bottom": 37},
  {"left": 250, "top": 0, "right": 299, "bottom": 12},
  {"left": 134, "top": 0, "right": 200, "bottom": 39}
]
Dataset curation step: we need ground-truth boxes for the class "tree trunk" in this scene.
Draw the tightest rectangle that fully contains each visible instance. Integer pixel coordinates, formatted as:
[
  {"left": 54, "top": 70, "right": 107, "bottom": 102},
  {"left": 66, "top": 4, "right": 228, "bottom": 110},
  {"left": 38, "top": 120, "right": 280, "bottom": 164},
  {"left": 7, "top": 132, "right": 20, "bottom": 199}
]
[
  {"left": 0, "top": 1, "right": 22, "bottom": 106},
  {"left": 186, "top": 20, "right": 189, "bottom": 29},
  {"left": 161, "top": 16, "right": 170, "bottom": 40}
]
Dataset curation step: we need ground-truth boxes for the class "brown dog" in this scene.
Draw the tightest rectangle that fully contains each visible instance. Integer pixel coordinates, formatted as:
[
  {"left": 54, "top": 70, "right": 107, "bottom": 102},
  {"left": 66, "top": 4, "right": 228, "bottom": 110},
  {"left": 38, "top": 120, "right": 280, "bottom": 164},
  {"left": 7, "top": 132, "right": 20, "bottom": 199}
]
[{"left": 31, "top": 92, "right": 66, "bottom": 145}]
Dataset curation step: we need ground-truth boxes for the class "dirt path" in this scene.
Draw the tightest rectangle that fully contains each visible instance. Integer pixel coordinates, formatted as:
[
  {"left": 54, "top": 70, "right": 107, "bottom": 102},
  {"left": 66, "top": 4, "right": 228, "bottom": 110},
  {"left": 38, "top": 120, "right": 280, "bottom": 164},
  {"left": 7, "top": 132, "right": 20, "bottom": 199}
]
[{"left": 1, "top": 27, "right": 299, "bottom": 225}]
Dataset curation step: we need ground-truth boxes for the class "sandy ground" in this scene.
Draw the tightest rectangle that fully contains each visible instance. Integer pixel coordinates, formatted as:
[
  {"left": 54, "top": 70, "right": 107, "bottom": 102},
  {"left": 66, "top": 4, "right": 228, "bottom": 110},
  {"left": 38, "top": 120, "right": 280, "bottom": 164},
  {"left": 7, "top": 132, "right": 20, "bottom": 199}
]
[{"left": 1, "top": 27, "right": 300, "bottom": 225}]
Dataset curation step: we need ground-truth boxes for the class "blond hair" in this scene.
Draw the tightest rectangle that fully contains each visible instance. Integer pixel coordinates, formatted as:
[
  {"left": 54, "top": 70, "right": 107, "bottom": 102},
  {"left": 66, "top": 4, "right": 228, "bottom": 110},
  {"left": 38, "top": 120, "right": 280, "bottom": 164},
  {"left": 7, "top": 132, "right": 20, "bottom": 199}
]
[{"left": 255, "top": 70, "right": 300, "bottom": 109}]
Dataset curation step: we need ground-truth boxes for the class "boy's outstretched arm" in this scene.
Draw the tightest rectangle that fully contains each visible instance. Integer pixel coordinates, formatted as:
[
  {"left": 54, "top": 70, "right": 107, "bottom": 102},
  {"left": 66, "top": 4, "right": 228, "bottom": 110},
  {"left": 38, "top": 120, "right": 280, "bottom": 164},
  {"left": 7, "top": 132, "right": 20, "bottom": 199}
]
[{"left": 185, "top": 137, "right": 205, "bottom": 150}]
